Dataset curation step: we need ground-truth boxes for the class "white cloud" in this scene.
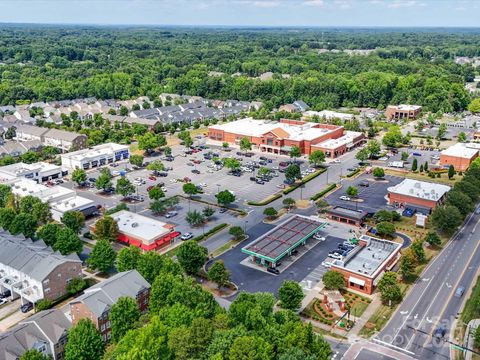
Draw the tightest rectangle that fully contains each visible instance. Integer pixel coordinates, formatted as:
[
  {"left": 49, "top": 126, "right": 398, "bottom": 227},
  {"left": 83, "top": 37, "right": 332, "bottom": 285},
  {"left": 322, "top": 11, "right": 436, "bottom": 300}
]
[
  {"left": 303, "top": 0, "right": 324, "bottom": 6},
  {"left": 387, "top": 0, "right": 419, "bottom": 8},
  {"left": 235, "top": 0, "right": 281, "bottom": 7},
  {"left": 334, "top": 0, "right": 352, "bottom": 8}
]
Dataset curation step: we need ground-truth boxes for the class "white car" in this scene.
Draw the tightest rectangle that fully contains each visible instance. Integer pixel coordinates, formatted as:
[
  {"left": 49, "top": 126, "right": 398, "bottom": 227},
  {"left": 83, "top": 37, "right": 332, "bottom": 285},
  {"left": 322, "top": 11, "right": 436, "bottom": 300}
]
[
  {"left": 169, "top": 178, "right": 178, "bottom": 183},
  {"left": 0, "top": 298, "right": 8, "bottom": 306},
  {"left": 321, "top": 261, "right": 333, "bottom": 268},
  {"left": 313, "top": 232, "right": 326, "bottom": 241},
  {"left": 328, "top": 253, "right": 343, "bottom": 260},
  {"left": 161, "top": 187, "right": 167, "bottom": 192},
  {"left": 332, "top": 159, "right": 341, "bottom": 163},
  {"left": 199, "top": 183, "right": 208, "bottom": 187},
  {"left": 112, "top": 170, "right": 120, "bottom": 176},
  {"left": 339, "top": 196, "right": 351, "bottom": 201},
  {"left": 180, "top": 232, "right": 193, "bottom": 240}
]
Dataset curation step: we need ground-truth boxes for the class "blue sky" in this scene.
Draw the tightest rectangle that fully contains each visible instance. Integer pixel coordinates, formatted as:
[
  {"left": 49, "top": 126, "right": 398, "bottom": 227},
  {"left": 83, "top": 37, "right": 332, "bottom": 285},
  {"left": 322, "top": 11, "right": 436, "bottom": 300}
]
[{"left": 0, "top": 0, "right": 477, "bottom": 27}]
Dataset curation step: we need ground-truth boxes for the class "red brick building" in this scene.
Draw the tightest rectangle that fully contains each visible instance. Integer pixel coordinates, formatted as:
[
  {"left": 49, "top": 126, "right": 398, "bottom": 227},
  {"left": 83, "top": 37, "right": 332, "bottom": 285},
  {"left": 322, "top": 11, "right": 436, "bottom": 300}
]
[
  {"left": 440, "top": 142, "right": 479, "bottom": 172},
  {"left": 91, "top": 210, "right": 180, "bottom": 251},
  {"left": 208, "top": 118, "right": 365, "bottom": 157},
  {"left": 69, "top": 270, "right": 150, "bottom": 342},
  {"left": 330, "top": 235, "right": 402, "bottom": 295},
  {"left": 387, "top": 179, "right": 451, "bottom": 213},
  {"left": 385, "top": 105, "right": 422, "bottom": 120}
]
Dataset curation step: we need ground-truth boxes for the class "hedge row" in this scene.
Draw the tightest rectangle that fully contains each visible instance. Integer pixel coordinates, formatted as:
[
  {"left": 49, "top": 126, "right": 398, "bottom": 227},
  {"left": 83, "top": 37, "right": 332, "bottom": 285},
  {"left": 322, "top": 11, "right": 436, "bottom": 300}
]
[
  {"left": 192, "top": 223, "right": 228, "bottom": 243},
  {"left": 283, "top": 169, "right": 326, "bottom": 195},
  {"left": 346, "top": 168, "right": 361, "bottom": 178},
  {"left": 247, "top": 193, "right": 283, "bottom": 206},
  {"left": 183, "top": 196, "right": 247, "bottom": 216},
  {"left": 310, "top": 183, "right": 337, "bottom": 201}
]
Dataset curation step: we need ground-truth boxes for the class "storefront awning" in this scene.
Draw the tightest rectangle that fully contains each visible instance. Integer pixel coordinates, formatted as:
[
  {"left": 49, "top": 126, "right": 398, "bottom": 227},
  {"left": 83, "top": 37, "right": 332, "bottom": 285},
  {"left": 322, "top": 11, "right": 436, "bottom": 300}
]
[{"left": 349, "top": 276, "right": 366, "bottom": 286}]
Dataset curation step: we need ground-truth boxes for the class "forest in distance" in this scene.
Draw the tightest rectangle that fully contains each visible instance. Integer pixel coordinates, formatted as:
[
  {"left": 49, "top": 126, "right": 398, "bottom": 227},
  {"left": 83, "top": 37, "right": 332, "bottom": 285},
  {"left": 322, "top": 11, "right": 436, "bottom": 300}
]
[{"left": 0, "top": 25, "right": 479, "bottom": 113}]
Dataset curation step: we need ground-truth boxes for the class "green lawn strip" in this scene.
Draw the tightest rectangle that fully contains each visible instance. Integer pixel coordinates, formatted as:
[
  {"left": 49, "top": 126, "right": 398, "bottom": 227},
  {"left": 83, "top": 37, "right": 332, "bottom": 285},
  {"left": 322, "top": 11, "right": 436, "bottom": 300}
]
[
  {"left": 311, "top": 183, "right": 337, "bottom": 202},
  {"left": 247, "top": 193, "right": 283, "bottom": 206},
  {"left": 283, "top": 168, "right": 326, "bottom": 195}
]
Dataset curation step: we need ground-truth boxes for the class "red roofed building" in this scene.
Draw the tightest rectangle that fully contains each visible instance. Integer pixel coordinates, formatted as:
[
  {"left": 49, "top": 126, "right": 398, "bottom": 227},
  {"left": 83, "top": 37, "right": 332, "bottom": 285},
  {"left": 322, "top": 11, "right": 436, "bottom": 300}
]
[{"left": 91, "top": 210, "right": 179, "bottom": 251}]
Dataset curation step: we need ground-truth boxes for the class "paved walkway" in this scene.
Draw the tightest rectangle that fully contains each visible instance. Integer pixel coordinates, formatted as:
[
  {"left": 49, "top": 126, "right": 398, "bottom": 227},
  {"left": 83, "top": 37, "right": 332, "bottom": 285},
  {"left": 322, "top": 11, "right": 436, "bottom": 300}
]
[
  {"left": 464, "top": 319, "right": 480, "bottom": 360},
  {"left": 349, "top": 294, "right": 381, "bottom": 337},
  {"left": 343, "top": 340, "right": 417, "bottom": 360}
]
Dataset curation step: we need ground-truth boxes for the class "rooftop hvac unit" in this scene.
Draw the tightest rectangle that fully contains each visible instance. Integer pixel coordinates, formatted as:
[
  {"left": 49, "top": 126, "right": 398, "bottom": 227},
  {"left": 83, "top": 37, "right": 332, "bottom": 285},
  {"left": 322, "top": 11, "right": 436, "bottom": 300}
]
[
  {"left": 414, "top": 182, "right": 421, "bottom": 189},
  {"left": 131, "top": 222, "right": 138, "bottom": 228}
]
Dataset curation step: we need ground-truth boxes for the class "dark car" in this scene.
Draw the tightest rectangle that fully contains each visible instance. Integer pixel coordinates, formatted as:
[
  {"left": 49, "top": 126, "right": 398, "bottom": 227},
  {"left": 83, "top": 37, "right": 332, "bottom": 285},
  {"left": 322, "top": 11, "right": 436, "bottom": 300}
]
[
  {"left": 250, "top": 177, "right": 257, "bottom": 181},
  {"left": 165, "top": 156, "right": 174, "bottom": 162},
  {"left": 258, "top": 160, "right": 267, "bottom": 166},
  {"left": 156, "top": 172, "right": 168, "bottom": 177},
  {"left": 256, "top": 180, "right": 265, "bottom": 185},
  {"left": 191, "top": 169, "right": 200, "bottom": 174},
  {"left": 267, "top": 267, "right": 280, "bottom": 275},
  {"left": 21, "top": 302, "right": 33, "bottom": 313},
  {"left": 88, "top": 177, "right": 96, "bottom": 183},
  {"left": 347, "top": 167, "right": 357, "bottom": 172},
  {"left": 359, "top": 181, "right": 369, "bottom": 187},
  {"left": 0, "top": 290, "right": 11, "bottom": 299},
  {"left": 433, "top": 326, "right": 446, "bottom": 339},
  {"left": 219, "top": 208, "right": 228, "bottom": 213}
]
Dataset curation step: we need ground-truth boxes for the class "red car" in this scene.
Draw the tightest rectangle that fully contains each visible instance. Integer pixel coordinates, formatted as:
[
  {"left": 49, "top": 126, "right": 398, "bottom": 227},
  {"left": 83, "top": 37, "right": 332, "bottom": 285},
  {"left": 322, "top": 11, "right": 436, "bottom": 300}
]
[
  {"left": 147, "top": 186, "right": 154, "bottom": 192},
  {"left": 149, "top": 176, "right": 157, "bottom": 181},
  {"left": 193, "top": 160, "right": 201, "bottom": 164}
]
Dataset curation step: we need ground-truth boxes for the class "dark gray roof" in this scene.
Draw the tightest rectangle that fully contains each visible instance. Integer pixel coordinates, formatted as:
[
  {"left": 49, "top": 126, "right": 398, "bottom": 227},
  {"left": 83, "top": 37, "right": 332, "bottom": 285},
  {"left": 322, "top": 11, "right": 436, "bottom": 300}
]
[
  {"left": 131, "top": 108, "right": 160, "bottom": 118},
  {"left": 70, "top": 270, "right": 150, "bottom": 317},
  {"left": 327, "top": 206, "right": 367, "bottom": 220},
  {"left": 0, "top": 309, "right": 70, "bottom": 359},
  {"left": 15, "top": 124, "right": 49, "bottom": 137},
  {"left": 44, "top": 128, "right": 85, "bottom": 142},
  {"left": 0, "top": 231, "right": 81, "bottom": 282}
]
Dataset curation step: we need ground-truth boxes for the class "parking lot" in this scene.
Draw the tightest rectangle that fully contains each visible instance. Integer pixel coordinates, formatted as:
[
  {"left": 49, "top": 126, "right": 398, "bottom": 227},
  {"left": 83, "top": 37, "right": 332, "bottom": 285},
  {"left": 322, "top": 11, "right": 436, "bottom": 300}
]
[
  {"left": 379, "top": 148, "right": 442, "bottom": 170},
  {"left": 216, "top": 218, "right": 355, "bottom": 296},
  {"left": 325, "top": 173, "right": 403, "bottom": 214}
]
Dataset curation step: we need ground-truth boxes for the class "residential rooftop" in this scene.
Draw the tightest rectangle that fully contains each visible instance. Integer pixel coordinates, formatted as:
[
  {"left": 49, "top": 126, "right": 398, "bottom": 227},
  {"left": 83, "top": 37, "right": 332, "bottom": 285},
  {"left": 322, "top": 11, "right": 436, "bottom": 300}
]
[{"left": 387, "top": 178, "right": 451, "bottom": 202}]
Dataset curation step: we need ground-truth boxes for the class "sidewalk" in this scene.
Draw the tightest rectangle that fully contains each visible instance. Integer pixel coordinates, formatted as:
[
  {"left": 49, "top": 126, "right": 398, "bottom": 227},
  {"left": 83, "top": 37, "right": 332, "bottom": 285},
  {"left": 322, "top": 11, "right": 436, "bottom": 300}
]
[
  {"left": 464, "top": 319, "right": 480, "bottom": 360},
  {"left": 348, "top": 293, "right": 381, "bottom": 337}
]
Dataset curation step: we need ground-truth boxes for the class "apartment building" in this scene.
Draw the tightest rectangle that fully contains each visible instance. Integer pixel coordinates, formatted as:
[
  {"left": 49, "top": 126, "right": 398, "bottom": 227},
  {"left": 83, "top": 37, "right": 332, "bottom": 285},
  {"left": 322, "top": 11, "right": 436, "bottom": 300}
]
[{"left": 14, "top": 125, "right": 87, "bottom": 151}]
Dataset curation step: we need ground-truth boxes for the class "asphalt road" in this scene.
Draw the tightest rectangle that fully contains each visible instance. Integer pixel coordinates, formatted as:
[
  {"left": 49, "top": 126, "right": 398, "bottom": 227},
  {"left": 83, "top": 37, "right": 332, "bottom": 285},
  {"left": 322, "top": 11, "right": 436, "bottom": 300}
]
[{"left": 376, "top": 210, "right": 480, "bottom": 360}]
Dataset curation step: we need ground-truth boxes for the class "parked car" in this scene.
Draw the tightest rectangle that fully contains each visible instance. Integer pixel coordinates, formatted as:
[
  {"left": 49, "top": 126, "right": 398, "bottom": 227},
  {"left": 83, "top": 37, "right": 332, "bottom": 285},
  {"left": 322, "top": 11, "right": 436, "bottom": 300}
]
[
  {"left": 191, "top": 169, "right": 200, "bottom": 174},
  {"left": 313, "top": 232, "right": 326, "bottom": 241},
  {"left": 412, "top": 152, "right": 422, "bottom": 156},
  {"left": 328, "top": 252, "right": 343, "bottom": 260},
  {"left": 279, "top": 161, "right": 289, "bottom": 167},
  {"left": 267, "top": 267, "right": 280, "bottom": 275},
  {"left": 21, "top": 302, "right": 33, "bottom": 313},
  {"left": 339, "top": 195, "right": 351, "bottom": 201},
  {"left": 155, "top": 171, "right": 168, "bottom": 177},
  {"left": 332, "top": 159, "right": 341, "bottom": 163},
  {"left": 347, "top": 167, "right": 357, "bottom": 172},
  {"left": 256, "top": 180, "right": 265, "bottom": 185},
  {"left": 219, "top": 208, "right": 228, "bottom": 213},
  {"left": 148, "top": 176, "right": 157, "bottom": 181},
  {"left": 128, "top": 195, "right": 144, "bottom": 202},
  {"left": 181, "top": 232, "right": 193, "bottom": 241},
  {"left": 165, "top": 211, "right": 178, "bottom": 218},
  {"left": 0, "top": 298, "right": 8, "bottom": 306},
  {"left": 0, "top": 290, "right": 11, "bottom": 299},
  {"left": 359, "top": 181, "right": 369, "bottom": 187},
  {"left": 250, "top": 177, "right": 257, "bottom": 182}
]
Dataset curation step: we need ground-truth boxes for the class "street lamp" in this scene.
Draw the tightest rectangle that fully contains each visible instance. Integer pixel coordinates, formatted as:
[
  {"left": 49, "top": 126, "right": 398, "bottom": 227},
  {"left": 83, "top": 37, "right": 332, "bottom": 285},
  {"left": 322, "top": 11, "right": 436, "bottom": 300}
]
[{"left": 244, "top": 220, "right": 248, "bottom": 235}]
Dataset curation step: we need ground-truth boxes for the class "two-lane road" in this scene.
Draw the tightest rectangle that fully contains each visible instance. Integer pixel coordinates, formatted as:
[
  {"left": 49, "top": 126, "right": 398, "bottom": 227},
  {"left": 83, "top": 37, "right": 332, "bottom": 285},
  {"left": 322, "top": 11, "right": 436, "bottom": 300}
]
[{"left": 376, "top": 211, "right": 480, "bottom": 359}]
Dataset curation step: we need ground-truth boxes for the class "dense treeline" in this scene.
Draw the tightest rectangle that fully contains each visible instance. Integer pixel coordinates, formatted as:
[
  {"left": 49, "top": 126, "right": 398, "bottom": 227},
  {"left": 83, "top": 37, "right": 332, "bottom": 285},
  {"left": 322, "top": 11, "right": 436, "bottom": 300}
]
[{"left": 0, "top": 26, "right": 477, "bottom": 112}]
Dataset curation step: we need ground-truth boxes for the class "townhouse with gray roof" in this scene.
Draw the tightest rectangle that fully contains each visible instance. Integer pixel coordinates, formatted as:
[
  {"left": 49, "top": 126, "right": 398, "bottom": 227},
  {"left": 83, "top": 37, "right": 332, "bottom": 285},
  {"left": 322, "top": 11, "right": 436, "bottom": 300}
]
[
  {"left": 0, "top": 231, "right": 82, "bottom": 305},
  {"left": 0, "top": 309, "right": 71, "bottom": 360},
  {"left": 14, "top": 125, "right": 87, "bottom": 151},
  {"left": 69, "top": 270, "right": 150, "bottom": 342}
]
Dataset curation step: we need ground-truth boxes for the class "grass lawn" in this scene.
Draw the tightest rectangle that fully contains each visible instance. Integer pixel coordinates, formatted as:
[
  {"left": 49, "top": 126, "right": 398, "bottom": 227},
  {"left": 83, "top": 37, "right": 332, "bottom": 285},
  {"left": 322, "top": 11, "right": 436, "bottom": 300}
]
[
  {"left": 342, "top": 290, "right": 372, "bottom": 318},
  {"left": 189, "top": 127, "right": 209, "bottom": 138},
  {"left": 385, "top": 168, "right": 461, "bottom": 186},
  {"left": 212, "top": 236, "right": 246, "bottom": 257},
  {"left": 129, "top": 143, "right": 144, "bottom": 156}
]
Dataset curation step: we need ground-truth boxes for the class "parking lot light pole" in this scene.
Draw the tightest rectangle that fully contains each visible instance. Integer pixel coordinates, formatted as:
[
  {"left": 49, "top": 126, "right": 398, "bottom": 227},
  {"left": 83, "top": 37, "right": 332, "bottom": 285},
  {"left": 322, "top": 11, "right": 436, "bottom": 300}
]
[{"left": 244, "top": 220, "right": 248, "bottom": 235}]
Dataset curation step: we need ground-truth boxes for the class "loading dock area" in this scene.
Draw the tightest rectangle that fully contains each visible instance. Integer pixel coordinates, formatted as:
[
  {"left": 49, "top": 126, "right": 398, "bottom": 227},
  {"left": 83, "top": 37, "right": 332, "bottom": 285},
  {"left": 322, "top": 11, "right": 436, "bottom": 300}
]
[{"left": 241, "top": 215, "right": 326, "bottom": 269}]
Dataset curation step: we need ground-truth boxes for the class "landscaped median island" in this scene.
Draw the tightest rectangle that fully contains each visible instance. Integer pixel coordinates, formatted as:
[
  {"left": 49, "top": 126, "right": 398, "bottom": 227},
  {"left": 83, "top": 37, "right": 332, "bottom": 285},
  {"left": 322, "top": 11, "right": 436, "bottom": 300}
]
[
  {"left": 283, "top": 168, "right": 326, "bottom": 195},
  {"left": 310, "top": 183, "right": 337, "bottom": 202}
]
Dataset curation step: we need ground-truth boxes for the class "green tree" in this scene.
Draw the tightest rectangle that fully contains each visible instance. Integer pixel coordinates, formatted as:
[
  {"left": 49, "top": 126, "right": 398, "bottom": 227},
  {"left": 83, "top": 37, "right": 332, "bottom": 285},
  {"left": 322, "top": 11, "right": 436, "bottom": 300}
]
[
  {"left": 208, "top": 260, "right": 231, "bottom": 288},
  {"left": 229, "top": 226, "right": 245, "bottom": 240},
  {"left": 308, "top": 150, "right": 325, "bottom": 167},
  {"left": 18, "top": 195, "right": 42, "bottom": 214},
  {"left": 458, "top": 132, "right": 467, "bottom": 142},
  {"left": 437, "top": 123, "right": 447, "bottom": 140},
  {"left": 54, "top": 228, "right": 83, "bottom": 255},
  {"left": 346, "top": 186, "right": 358, "bottom": 197},
  {"left": 401, "top": 152, "right": 409, "bottom": 161},
  {"left": 425, "top": 231, "right": 441, "bottom": 246},
  {"left": 109, "top": 296, "right": 141, "bottom": 342},
  {"left": 366, "top": 139, "right": 381, "bottom": 158},
  {"left": 376, "top": 221, "right": 395, "bottom": 237},
  {"left": 150, "top": 199, "right": 168, "bottom": 214},
  {"left": 177, "top": 240, "right": 208, "bottom": 275},
  {"left": 289, "top": 146, "right": 301, "bottom": 162},
  {"left": 31, "top": 201, "right": 52, "bottom": 225},
  {"left": 377, "top": 272, "right": 402, "bottom": 305},
  {"left": 399, "top": 251, "right": 415, "bottom": 281},
  {"left": 186, "top": 210, "right": 206, "bottom": 227},
  {"left": 424, "top": 161, "right": 428, "bottom": 171},
  {"left": 19, "top": 349, "right": 49, "bottom": 360},
  {"left": 116, "top": 177, "right": 135, "bottom": 198},
  {"left": 66, "top": 278, "right": 88, "bottom": 295},
  {"left": 445, "top": 189, "right": 474, "bottom": 216},
  {"left": 229, "top": 335, "right": 272, "bottom": 360},
  {"left": 468, "top": 98, "right": 480, "bottom": 113},
  {"left": 322, "top": 270, "right": 346, "bottom": 290},
  {"left": 61, "top": 210, "right": 85, "bottom": 234},
  {"left": 116, "top": 246, "right": 142, "bottom": 272},
  {"left": 448, "top": 165, "right": 455, "bottom": 179},
  {"left": 72, "top": 168, "right": 87, "bottom": 185},
  {"left": 129, "top": 154, "right": 144, "bottom": 167},
  {"left": 372, "top": 167, "right": 385, "bottom": 178},
  {"left": 36, "top": 222, "right": 62, "bottom": 247},
  {"left": 183, "top": 182, "right": 198, "bottom": 197},
  {"left": 9, "top": 213, "right": 37, "bottom": 238},
  {"left": 411, "top": 158, "right": 418, "bottom": 171},
  {"left": 0, "top": 184, "right": 12, "bottom": 208},
  {"left": 283, "top": 197, "right": 296, "bottom": 210},
  {"left": 278, "top": 280, "right": 304, "bottom": 310},
  {"left": 93, "top": 214, "right": 118, "bottom": 242},
  {"left": 138, "top": 132, "right": 162, "bottom": 153},
  {"left": 410, "top": 240, "right": 426, "bottom": 263},
  {"left": 258, "top": 167, "right": 271, "bottom": 177},
  {"left": 431, "top": 205, "right": 463, "bottom": 235},
  {"left": 223, "top": 157, "right": 241, "bottom": 171},
  {"left": 147, "top": 160, "right": 165, "bottom": 172},
  {"left": 382, "top": 125, "right": 403, "bottom": 147},
  {"left": 87, "top": 240, "right": 116, "bottom": 272},
  {"left": 355, "top": 148, "right": 369, "bottom": 162},
  {"left": 148, "top": 187, "right": 165, "bottom": 201},
  {"left": 202, "top": 206, "right": 215, "bottom": 219},
  {"left": 95, "top": 169, "right": 113, "bottom": 191},
  {"left": 65, "top": 319, "right": 104, "bottom": 360},
  {"left": 0, "top": 208, "right": 17, "bottom": 231},
  {"left": 216, "top": 190, "right": 235, "bottom": 207},
  {"left": 239, "top": 137, "right": 252, "bottom": 153},
  {"left": 285, "top": 164, "right": 301, "bottom": 182},
  {"left": 263, "top": 207, "right": 278, "bottom": 219},
  {"left": 373, "top": 209, "right": 394, "bottom": 223}
]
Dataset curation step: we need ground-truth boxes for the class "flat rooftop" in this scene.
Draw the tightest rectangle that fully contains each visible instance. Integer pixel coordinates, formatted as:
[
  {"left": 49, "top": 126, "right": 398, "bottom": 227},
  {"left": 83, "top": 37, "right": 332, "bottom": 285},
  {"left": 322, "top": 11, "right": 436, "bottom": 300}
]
[
  {"left": 327, "top": 206, "right": 367, "bottom": 220},
  {"left": 209, "top": 118, "right": 340, "bottom": 141},
  {"left": 388, "top": 178, "right": 450, "bottom": 202},
  {"left": 388, "top": 104, "right": 421, "bottom": 111},
  {"left": 441, "top": 142, "right": 479, "bottom": 159},
  {"left": 110, "top": 210, "right": 172, "bottom": 244},
  {"left": 242, "top": 215, "right": 326, "bottom": 263},
  {"left": 314, "top": 131, "right": 363, "bottom": 150},
  {"left": 333, "top": 235, "right": 401, "bottom": 278},
  {"left": 0, "top": 161, "right": 61, "bottom": 176},
  {"left": 61, "top": 143, "right": 128, "bottom": 161}
]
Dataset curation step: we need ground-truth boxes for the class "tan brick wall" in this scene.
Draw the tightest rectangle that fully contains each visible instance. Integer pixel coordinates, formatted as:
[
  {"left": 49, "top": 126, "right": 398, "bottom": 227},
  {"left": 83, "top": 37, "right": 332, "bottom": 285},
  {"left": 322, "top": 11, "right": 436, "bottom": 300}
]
[{"left": 70, "top": 302, "right": 98, "bottom": 328}]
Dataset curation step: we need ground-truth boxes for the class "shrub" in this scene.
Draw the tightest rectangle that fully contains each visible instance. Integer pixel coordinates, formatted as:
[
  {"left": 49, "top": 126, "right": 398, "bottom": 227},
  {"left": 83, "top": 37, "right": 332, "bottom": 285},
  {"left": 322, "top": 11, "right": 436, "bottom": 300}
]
[
  {"left": 311, "top": 183, "right": 337, "bottom": 201},
  {"left": 36, "top": 299, "right": 53, "bottom": 311}
]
